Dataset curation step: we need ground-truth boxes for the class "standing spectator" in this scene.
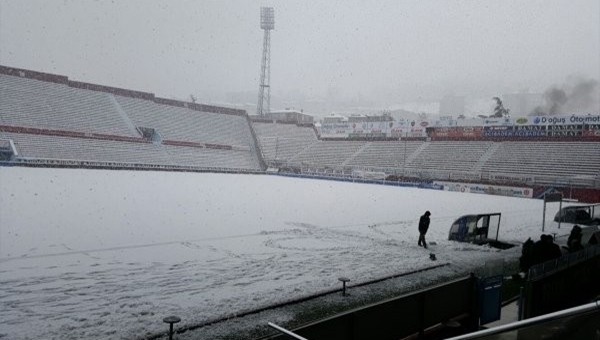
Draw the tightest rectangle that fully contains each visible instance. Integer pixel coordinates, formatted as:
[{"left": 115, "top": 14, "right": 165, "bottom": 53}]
[
  {"left": 519, "top": 237, "right": 535, "bottom": 272},
  {"left": 532, "top": 234, "right": 562, "bottom": 265},
  {"left": 418, "top": 211, "right": 431, "bottom": 248},
  {"left": 547, "top": 234, "right": 563, "bottom": 260},
  {"left": 531, "top": 235, "right": 545, "bottom": 265},
  {"left": 567, "top": 225, "right": 584, "bottom": 252}
]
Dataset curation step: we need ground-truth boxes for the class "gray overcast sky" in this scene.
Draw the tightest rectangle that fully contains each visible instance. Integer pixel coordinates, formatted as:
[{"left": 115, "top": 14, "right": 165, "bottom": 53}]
[{"left": 0, "top": 0, "right": 598, "bottom": 110}]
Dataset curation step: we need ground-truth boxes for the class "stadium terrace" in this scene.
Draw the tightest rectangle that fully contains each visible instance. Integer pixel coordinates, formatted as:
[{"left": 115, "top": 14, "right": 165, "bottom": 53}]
[{"left": 1, "top": 65, "right": 600, "bottom": 203}]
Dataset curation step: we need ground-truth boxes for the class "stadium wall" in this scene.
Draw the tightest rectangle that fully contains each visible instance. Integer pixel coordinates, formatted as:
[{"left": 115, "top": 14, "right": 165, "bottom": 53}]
[
  {"left": 0, "top": 125, "right": 149, "bottom": 144},
  {"left": 68, "top": 80, "right": 154, "bottom": 100},
  {"left": 0, "top": 65, "right": 68, "bottom": 84},
  {"left": 434, "top": 181, "right": 534, "bottom": 198},
  {"left": 6, "top": 158, "right": 264, "bottom": 175},
  {"left": 532, "top": 186, "right": 600, "bottom": 203}
]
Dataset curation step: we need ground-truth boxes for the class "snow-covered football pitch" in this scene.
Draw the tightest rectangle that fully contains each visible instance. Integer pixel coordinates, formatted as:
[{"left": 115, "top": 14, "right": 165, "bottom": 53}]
[{"left": 0, "top": 167, "right": 568, "bottom": 339}]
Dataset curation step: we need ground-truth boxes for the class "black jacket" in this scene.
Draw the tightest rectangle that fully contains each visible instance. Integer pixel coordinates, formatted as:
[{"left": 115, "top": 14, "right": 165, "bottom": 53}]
[{"left": 419, "top": 215, "right": 430, "bottom": 234}]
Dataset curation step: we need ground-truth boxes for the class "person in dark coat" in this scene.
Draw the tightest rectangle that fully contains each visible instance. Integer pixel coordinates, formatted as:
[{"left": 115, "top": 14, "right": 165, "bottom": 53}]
[
  {"left": 519, "top": 237, "right": 535, "bottom": 272},
  {"left": 532, "top": 234, "right": 562, "bottom": 265},
  {"left": 418, "top": 211, "right": 431, "bottom": 248},
  {"left": 547, "top": 234, "right": 562, "bottom": 260},
  {"left": 567, "top": 225, "right": 584, "bottom": 252}
]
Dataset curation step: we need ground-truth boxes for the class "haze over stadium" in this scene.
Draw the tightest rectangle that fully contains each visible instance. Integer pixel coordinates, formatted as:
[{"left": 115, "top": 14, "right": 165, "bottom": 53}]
[
  {"left": 1, "top": 1, "right": 600, "bottom": 340},
  {"left": 0, "top": 0, "right": 598, "bottom": 116}
]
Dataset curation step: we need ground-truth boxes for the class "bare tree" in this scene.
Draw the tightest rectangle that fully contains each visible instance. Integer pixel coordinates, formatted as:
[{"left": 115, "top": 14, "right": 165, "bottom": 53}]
[{"left": 491, "top": 97, "right": 510, "bottom": 118}]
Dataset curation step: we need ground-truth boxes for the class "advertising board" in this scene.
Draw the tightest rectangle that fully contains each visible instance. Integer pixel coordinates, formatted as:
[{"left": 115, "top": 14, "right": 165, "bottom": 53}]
[{"left": 434, "top": 181, "right": 533, "bottom": 198}]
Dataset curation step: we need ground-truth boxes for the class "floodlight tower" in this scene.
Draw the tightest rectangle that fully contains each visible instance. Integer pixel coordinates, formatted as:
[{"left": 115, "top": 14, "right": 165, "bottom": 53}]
[{"left": 256, "top": 7, "right": 274, "bottom": 116}]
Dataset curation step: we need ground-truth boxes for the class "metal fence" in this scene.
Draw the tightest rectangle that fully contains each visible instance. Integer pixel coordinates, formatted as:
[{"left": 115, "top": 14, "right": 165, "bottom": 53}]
[{"left": 528, "top": 245, "right": 600, "bottom": 281}]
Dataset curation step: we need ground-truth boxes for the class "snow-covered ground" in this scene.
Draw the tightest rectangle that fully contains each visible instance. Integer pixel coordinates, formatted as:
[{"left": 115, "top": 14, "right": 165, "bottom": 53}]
[{"left": 0, "top": 167, "right": 571, "bottom": 340}]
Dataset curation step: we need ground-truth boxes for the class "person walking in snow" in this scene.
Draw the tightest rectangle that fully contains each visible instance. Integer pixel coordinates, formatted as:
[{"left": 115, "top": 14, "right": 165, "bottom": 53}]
[{"left": 418, "top": 210, "right": 431, "bottom": 248}]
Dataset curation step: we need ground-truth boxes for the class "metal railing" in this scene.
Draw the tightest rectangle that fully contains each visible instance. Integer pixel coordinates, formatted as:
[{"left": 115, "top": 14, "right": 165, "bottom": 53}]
[
  {"left": 445, "top": 300, "right": 600, "bottom": 340},
  {"left": 527, "top": 244, "right": 600, "bottom": 281},
  {"left": 267, "top": 322, "right": 309, "bottom": 340}
]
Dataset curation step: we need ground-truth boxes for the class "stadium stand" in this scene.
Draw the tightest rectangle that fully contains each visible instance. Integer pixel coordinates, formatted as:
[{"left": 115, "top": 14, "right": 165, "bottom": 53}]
[
  {"left": 114, "top": 96, "right": 254, "bottom": 147},
  {"left": 250, "top": 122, "right": 599, "bottom": 186},
  {"left": 0, "top": 131, "right": 171, "bottom": 165},
  {"left": 291, "top": 141, "right": 367, "bottom": 167},
  {"left": 345, "top": 141, "right": 425, "bottom": 169},
  {"left": 406, "top": 141, "right": 494, "bottom": 173},
  {"left": 0, "top": 74, "right": 138, "bottom": 137},
  {"left": 0, "top": 131, "right": 259, "bottom": 171},
  {"left": 252, "top": 122, "right": 318, "bottom": 141},
  {"left": 252, "top": 122, "right": 318, "bottom": 162},
  {"left": 1, "top": 65, "right": 599, "bottom": 200},
  {"left": 481, "top": 141, "right": 600, "bottom": 180},
  {"left": 0, "top": 66, "right": 262, "bottom": 172},
  {"left": 162, "top": 144, "right": 260, "bottom": 170}
]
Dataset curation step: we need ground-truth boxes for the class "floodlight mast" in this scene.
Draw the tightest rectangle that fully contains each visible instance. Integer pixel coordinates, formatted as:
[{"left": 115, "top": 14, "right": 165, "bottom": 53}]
[{"left": 257, "top": 7, "right": 274, "bottom": 116}]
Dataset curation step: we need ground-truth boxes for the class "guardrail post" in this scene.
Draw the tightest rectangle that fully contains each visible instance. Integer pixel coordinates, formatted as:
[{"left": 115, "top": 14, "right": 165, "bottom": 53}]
[
  {"left": 338, "top": 277, "right": 350, "bottom": 296},
  {"left": 517, "top": 287, "right": 524, "bottom": 321},
  {"left": 163, "top": 316, "right": 181, "bottom": 340}
]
